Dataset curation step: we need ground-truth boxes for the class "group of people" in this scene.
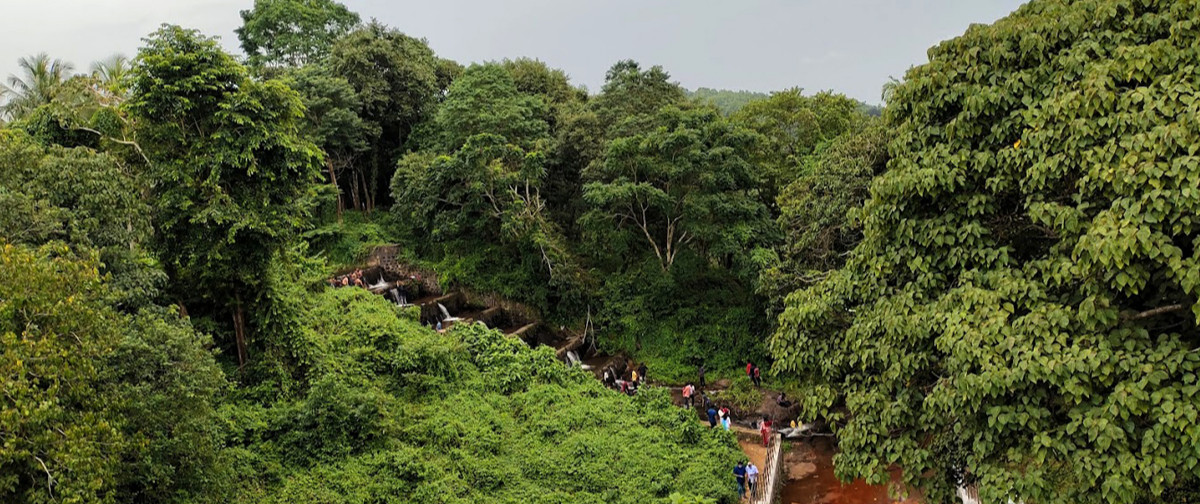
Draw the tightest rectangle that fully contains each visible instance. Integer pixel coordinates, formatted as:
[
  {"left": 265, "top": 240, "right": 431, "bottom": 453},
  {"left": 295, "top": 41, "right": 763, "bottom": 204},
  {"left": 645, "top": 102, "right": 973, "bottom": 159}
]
[
  {"left": 732, "top": 460, "right": 761, "bottom": 500},
  {"left": 745, "top": 361, "right": 762, "bottom": 387},
  {"left": 601, "top": 362, "right": 647, "bottom": 396},
  {"left": 328, "top": 269, "right": 368, "bottom": 288}
]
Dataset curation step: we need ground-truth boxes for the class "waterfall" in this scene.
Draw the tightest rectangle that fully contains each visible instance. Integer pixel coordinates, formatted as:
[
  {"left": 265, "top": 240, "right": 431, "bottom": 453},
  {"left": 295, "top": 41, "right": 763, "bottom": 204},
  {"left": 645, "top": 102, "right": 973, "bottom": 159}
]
[
  {"left": 566, "top": 350, "right": 580, "bottom": 367},
  {"left": 438, "top": 303, "right": 459, "bottom": 321}
]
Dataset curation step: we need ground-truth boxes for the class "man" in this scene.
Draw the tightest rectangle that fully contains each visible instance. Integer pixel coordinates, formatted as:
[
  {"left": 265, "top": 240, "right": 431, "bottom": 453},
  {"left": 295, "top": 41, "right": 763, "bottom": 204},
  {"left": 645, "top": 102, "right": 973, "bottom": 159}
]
[
  {"left": 637, "top": 363, "right": 647, "bottom": 384},
  {"left": 746, "top": 361, "right": 754, "bottom": 380},
  {"left": 752, "top": 364, "right": 762, "bottom": 387},
  {"left": 746, "top": 462, "right": 760, "bottom": 496},
  {"left": 697, "top": 363, "right": 706, "bottom": 388},
  {"left": 707, "top": 406, "right": 718, "bottom": 429},
  {"left": 682, "top": 383, "right": 695, "bottom": 408},
  {"left": 733, "top": 461, "right": 747, "bottom": 500}
]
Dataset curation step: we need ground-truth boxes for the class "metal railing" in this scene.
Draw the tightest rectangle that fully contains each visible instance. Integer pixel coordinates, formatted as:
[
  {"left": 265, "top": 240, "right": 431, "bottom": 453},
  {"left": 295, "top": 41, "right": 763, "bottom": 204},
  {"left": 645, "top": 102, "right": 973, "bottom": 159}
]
[{"left": 751, "top": 433, "right": 783, "bottom": 504}]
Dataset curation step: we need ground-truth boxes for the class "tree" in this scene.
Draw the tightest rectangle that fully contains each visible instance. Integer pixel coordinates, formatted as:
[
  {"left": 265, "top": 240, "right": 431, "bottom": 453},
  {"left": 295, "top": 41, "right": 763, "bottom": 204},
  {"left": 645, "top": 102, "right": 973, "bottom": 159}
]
[
  {"left": 731, "top": 89, "right": 865, "bottom": 209},
  {"left": 431, "top": 63, "right": 549, "bottom": 152},
  {"left": 128, "top": 25, "right": 323, "bottom": 372},
  {"left": 89, "top": 54, "right": 131, "bottom": 104},
  {"left": 582, "top": 106, "right": 768, "bottom": 272},
  {"left": 285, "top": 64, "right": 374, "bottom": 222},
  {"left": 0, "top": 244, "right": 226, "bottom": 504},
  {"left": 772, "top": 1, "right": 1200, "bottom": 502},
  {"left": 326, "top": 21, "right": 440, "bottom": 212},
  {"left": 236, "top": 0, "right": 360, "bottom": 68},
  {"left": 1, "top": 53, "right": 75, "bottom": 121},
  {"left": 0, "top": 130, "right": 160, "bottom": 308},
  {"left": 758, "top": 119, "right": 889, "bottom": 308}
]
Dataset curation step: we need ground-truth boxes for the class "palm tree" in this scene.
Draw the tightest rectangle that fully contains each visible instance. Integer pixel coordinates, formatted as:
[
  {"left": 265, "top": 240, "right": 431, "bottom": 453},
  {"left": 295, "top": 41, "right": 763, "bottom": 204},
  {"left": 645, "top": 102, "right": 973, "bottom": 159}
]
[
  {"left": 90, "top": 54, "right": 131, "bottom": 103},
  {"left": 0, "top": 53, "right": 75, "bottom": 121}
]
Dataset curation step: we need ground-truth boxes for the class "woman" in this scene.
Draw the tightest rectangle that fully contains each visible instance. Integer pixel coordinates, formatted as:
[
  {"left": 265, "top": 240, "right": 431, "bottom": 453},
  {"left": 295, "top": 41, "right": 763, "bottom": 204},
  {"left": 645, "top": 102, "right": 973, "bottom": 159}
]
[
  {"left": 760, "top": 416, "right": 772, "bottom": 447},
  {"left": 719, "top": 407, "right": 731, "bottom": 431}
]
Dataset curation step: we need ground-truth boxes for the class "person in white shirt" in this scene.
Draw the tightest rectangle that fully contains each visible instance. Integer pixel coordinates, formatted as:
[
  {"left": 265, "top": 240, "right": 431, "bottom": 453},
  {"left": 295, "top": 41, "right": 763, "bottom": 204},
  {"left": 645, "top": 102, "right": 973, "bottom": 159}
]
[{"left": 746, "top": 462, "right": 760, "bottom": 496}]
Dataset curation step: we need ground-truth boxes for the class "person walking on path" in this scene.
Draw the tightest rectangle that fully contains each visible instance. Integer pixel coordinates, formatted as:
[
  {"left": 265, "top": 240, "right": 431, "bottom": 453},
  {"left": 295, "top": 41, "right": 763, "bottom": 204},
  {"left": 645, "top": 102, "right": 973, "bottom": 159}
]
[
  {"left": 745, "top": 361, "right": 754, "bottom": 380},
  {"left": 719, "top": 407, "right": 731, "bottom": 431},
  {"left": 697, "top": 363, "right": 706, "bottom": 388},
  {"left": 746, "top": 462, "right": 760, "bottom": 496},
  {"left": 760, "top": 416, "right": 773, "bottom": 447},
  {"left": 707, "top": 406, "right": 719, "bottom": 429},
  {"left": 682, "top": 383, "right": 695, "bottom": 408},
  {"left": 733, "top": 461, "right": 747, "bottom": 500},
  {"left": 637, "top": 363, "right": 647, "bottom": 384},
  {"left": 752, "top": 364, "right": 762, "bottom": 387}
]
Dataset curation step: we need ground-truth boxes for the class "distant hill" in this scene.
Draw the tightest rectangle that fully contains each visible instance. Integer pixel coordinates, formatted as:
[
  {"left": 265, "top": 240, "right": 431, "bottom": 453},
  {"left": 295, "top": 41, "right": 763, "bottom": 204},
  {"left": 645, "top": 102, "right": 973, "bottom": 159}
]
[
  {"left": 690, "top": 87, "right": 883, "bottom": 117},
  {"left": 687, "top": 87, "right": 769, "bottom": 114}
]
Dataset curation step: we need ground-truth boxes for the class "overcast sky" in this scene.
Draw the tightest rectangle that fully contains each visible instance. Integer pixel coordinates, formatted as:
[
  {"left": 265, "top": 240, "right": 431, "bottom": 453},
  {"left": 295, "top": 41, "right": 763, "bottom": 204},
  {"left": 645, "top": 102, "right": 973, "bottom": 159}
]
[{"left": 1, "top": 0, "right": 1026, "bottom": 104}]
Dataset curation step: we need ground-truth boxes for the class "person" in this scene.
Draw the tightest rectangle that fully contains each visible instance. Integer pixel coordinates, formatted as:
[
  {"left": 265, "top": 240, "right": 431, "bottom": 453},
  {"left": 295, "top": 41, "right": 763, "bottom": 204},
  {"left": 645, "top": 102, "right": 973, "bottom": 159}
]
[
  {"left": 746, "top": 462, "right": 760, "bottom": 496},
  {"left": 328, "top": 276, "right": 337, "bottom": 287},
  {"left": 436, "top": 320, "right": 443, "bottom": 332},
  {"left": 732, "top": 461, "right": 747, "bottom": 499},
  {"left": 702, "top": 393, "right": 713, "bottom": 411},
  {"left": 631, "top": 369, "right": 639, "bottom": 383},
  {"left": 682, "top": 383, "right": 695, "bottom": 408},
  {"left": 720, "top": 407, "right": 731, "bottom": 431},
  {"left": 697, "top": 363, "right": 706, "bottom": 388},
  {"left": 752, "top": 364, "right": 762, "bottom": 387},
  {"left": 776, "top": 392, "right": 792, "bottom": 408},
  {"left": 603, "top": 369, "right": 613, "bottom": 388},
  {"left": 760, "top": 416, "right": 772, "bottom": 447},
  {"left": 637, "top": 363, "right": 647, "bottom": 384},
  {"left": 707, "top": 406, "right": 718, "bottom": 429},
  {"left": 746, "top": 361, "right": 754, "bottom": 380},
  {"left": 341, "top": 277, "right": 350, "bottom": 287}
]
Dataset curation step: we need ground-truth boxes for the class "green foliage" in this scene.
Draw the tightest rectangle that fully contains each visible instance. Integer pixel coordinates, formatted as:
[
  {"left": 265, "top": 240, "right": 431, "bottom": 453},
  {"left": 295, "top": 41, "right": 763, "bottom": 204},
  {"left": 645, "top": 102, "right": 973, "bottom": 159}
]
[
  {"left": 0, "top": 130, "right": 161, "bottom": 308},
  {"left": 687, "top": 87, "right": 768, "bottom": 115},
  {"left": 582, "top": 106, "right": 770, "bottom": 274},
  {"left": 759, "top": 119, "right": 889, "bottom": 308},
  {"left": 732, "top": 89, "right": 866, "bottom": 208},
  {"left": 772, "top": 1, "right": 1200, "bottom": 502},
  {"left": 432, "top": 63, "right": 549, "bottom": 151},
  {"left": 236, "top": 0, "right": 360, "bottom": 68},
  {"left": 221, "top": 287, "right": 743, "bottom": 503},
  {"left": 0, "top": 244, "right": 226, "bottom": 504},
  {"left": 129, "top": 25, "right": 324, "bottom": 368},
  {"left": 327, "top": 21, "right": 441, "bottom": 210}
]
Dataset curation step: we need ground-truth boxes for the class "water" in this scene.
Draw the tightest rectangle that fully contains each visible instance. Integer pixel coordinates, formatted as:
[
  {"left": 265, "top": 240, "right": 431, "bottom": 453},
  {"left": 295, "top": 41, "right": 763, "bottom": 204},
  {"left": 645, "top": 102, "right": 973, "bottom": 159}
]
[
  {"left": 438, "top": 303, "right": 459, "bottom": 321},
  {"left": 778, "top": 438, "right": 919, "bottom": 503}
]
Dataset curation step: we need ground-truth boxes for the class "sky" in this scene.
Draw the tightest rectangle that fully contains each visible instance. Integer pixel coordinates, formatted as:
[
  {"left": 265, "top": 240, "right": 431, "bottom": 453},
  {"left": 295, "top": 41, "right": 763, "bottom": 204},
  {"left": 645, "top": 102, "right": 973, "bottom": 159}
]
[{"left": 0, "top": 0, "right": 1027, "bottom": 104}]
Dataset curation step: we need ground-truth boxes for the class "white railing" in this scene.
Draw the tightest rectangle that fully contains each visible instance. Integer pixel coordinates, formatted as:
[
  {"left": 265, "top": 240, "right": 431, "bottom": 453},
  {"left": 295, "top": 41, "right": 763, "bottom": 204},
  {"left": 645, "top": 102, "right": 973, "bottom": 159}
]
[{"left": 751, "top": 433, "right": 783, "bottom": 504}]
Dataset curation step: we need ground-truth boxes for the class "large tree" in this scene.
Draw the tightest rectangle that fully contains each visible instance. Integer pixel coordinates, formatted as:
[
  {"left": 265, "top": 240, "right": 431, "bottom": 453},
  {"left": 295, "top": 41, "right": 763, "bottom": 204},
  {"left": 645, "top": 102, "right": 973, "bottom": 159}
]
[
  {"left": 236, "top": 0, "right": 360, "bottom": 68},
  {"left": 731, "top": 89, "right": 865, "bottom": 210},
  {"left": 758, "top": 119, "right": 889, "bottom": 309},
  {"left": 285, "top": 64, "right": 374, "bottom": 221},
  {"left": 772, "top": 1, "right": 1200, "bottom": 502},
  {"left": 581, "top": 106, "right": 768, "bottom": 273},
  {"left": 128, "top": 25, "right": 323, "bottom": 371},
  {"left": 0, "top": 244, "right": 226, "bottom": 504},
  {"left": 326, "top": 22, "right": 440, "bottom": 212}
]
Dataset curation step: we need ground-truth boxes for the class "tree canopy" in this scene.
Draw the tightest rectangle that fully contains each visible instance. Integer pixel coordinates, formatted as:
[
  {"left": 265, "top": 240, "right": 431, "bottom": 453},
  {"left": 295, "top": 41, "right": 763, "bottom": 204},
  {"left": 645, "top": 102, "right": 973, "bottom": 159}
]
[
  {"left": 771, "top": 1, "right": 1200, "bottom": 502},
  {"left": 236, "top": 0, "right": 360, "bottom": 68}
]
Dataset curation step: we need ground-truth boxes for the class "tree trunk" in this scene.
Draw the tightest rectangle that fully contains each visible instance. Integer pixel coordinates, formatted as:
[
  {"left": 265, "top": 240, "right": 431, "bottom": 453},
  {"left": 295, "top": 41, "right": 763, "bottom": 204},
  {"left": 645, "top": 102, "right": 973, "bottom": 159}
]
[
  {"left": 349, "top": 167, "right": 362, "bottom": 212},
  {"left": 232, "top": 293, "right": 248, "bottom": 373},
  {"left": 327, "top": 159, "right": 343, "bottom": 223}
]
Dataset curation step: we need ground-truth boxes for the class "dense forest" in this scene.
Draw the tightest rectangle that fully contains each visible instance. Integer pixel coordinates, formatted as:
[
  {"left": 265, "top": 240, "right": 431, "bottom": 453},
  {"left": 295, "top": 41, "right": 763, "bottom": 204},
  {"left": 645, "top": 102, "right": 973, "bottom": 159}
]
[{"left": 2, "top": 0, "right": 1199, "bottom": 503}]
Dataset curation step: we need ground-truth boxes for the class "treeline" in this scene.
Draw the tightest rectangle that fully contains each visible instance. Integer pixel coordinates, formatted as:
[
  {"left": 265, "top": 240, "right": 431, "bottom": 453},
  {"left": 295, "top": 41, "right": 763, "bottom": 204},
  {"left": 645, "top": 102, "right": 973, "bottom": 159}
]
[{"left": 0, "top": 1, "right": 753, "bottom": 502}]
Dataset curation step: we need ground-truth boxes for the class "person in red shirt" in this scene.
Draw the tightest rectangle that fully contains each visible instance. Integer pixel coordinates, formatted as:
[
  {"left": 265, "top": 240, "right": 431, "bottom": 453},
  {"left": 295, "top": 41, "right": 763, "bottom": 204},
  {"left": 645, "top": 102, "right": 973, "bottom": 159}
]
[{"left": 760, "top": 416, "right": 773, "bottom": 447}]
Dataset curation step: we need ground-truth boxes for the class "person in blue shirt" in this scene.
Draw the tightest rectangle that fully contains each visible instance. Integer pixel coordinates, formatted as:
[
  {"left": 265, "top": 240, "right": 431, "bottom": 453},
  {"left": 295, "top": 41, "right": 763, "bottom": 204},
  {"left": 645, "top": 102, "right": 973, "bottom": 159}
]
[
  {"left": 732, "top": 461, "right": 747, "bottom": 499},
  {"left": 707, "top": 406, "right": 718, "bottom": 429}
]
